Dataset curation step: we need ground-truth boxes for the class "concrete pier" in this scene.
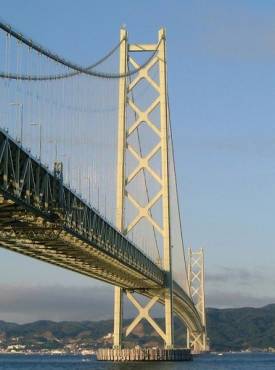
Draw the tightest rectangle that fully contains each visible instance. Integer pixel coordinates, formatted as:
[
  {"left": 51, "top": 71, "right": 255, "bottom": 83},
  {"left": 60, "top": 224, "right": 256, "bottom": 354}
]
[{"left": 96, "top": 348, "right": 192, "bottom": 361}]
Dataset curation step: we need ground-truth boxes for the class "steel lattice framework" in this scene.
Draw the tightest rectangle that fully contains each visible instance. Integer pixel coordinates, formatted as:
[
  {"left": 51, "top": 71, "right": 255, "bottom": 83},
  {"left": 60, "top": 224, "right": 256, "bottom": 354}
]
[
  {"left": 113, "top": 28, "right": 206, "bottom": 351},
  {"left": 0, "top": 129, "right": 163, "bottom": 288},
  {"left": 114, "top": 27, "right": 175, "bottom": 349},
  {"left": 0, "top": 23, "right": 207, "bottom": 353},
  {"left": 0, "top": 127, "right": 203, "bottom": 336},
  {"left": 187, "top": 249, "right": 208, "bottom": 352}
]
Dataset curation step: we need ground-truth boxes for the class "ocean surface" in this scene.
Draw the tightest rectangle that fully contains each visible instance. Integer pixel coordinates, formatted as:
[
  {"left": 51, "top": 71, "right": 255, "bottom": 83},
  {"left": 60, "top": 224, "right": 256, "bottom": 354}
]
[{"left": 0, "top": 353, "right": 274, "bottom": 370}]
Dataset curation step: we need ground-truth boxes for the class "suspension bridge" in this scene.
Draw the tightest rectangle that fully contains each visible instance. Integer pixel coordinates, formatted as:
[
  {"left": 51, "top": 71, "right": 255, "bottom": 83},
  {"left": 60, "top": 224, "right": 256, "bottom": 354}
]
[{"left": 0, "top": 21, "right": 207, "bottom": 360}]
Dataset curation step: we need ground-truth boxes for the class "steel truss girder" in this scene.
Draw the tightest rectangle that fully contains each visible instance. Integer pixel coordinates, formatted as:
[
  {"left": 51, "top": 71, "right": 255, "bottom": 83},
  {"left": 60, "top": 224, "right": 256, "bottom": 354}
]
[
  {"left": 0, "top": 113, "right": 204, "bottom": 342},
  {"left": 0, "top": 128, "right": 163, "bottom": 288},
  {"left": 0, "top": 205, "right": 157, "bottom": 289}
]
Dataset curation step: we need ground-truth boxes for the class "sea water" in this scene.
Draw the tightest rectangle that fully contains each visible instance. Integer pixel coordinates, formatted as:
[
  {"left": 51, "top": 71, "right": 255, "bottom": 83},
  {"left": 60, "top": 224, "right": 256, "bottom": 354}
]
[{"left": 0, "top": 353, "right": 274, "bottom": 370}]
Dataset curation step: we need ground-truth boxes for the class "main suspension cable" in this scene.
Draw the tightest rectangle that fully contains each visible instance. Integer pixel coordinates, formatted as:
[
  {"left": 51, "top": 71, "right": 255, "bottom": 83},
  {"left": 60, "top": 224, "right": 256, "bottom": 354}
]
[{"left": 0, "top": 21, "right": 161, "bottom": 80}]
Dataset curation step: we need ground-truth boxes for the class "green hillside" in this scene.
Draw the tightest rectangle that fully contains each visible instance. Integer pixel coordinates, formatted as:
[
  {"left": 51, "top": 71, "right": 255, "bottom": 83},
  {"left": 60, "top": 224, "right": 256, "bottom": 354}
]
[{"left": 207, "top": 304, "right": 275, "bottom": 351}]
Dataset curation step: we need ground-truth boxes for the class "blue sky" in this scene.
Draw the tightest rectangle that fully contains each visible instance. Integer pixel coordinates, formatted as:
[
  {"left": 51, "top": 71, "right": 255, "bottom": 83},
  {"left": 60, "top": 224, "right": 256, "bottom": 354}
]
[{"left": 0, "top": 0, "right": 275, "bottom": 322}]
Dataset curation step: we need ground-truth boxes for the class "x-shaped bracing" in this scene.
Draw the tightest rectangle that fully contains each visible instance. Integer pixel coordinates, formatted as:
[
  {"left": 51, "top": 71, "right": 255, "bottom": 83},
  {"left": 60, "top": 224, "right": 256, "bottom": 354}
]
[
  {"left": 124, "top": 55, "right": 164, "bottom": 238},
  {"left": 128, "top": 56, "right": 160, "bottom": 94},
  {"left": 125, "top": 291, "right": 166, "bottom": 341},
  {"left": 188, "top": 331, "right": 205, "bottom": 351}
]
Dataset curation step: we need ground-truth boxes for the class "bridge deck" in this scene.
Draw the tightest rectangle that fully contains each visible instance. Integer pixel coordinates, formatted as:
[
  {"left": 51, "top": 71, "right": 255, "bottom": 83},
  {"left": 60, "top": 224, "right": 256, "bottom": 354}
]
[{"left": 0, "top": 128, "right": 203, "bottom": 333}]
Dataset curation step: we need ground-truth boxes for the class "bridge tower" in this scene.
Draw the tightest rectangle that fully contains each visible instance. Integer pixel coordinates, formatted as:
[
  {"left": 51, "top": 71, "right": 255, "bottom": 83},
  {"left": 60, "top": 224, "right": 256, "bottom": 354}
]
[
  {"left": 187, "top": 248, "right": 208, "bottom": 352},
  {"left": 114, "top": 27, "right": 174, "bottom": 349}
]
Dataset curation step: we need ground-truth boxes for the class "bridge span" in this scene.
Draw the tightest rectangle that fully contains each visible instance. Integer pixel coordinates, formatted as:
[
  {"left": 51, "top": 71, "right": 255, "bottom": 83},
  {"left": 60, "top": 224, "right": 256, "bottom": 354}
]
[
  {"left": 0, "top": 127, "right": 202, "bottom": 333},
  {"left": 0, "top": 21, "right": 207, "bottom": 355}
]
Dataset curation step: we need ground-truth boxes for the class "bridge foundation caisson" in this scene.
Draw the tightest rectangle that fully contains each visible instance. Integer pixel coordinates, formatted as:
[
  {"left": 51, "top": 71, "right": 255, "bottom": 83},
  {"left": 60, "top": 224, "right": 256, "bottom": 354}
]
[
  {"left": 97, "top": 27, "right": 192, "bottom": 361},
  {"left": 97, "top": 348, "right": 192, "bottom": 361}
]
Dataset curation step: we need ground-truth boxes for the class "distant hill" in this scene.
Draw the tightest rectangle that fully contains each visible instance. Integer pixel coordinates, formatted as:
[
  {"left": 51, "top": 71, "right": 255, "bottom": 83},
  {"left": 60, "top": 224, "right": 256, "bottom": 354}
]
[
  {"left": 207, "top": 304, "right": 275, "bottom": 351},
  {"left": 0, "top": 304, "right": 275, "bottom": 351}
]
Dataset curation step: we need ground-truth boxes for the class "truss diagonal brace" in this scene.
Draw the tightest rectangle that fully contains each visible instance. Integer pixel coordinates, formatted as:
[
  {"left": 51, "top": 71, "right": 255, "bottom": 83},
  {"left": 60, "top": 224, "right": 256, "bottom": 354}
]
[{"left": 125, "top": 291, "right": 166, "bottom": 341}]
